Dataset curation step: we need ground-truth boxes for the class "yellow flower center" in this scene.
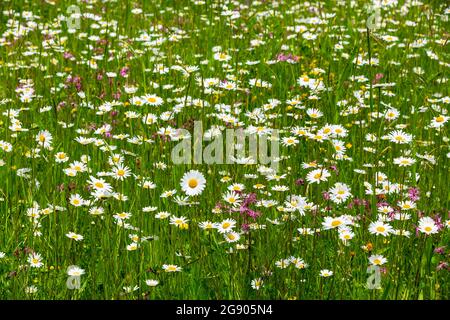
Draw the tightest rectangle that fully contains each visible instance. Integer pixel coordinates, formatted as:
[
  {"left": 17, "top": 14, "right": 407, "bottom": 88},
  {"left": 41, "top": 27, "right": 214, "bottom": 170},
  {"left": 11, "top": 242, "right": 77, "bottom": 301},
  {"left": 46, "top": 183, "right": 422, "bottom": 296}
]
[
  {"left": 188, "top": 178, "right": 198, "bottom": 188},
  {"left": 331, "top": 220, "right": 342, "bottom": 227}
]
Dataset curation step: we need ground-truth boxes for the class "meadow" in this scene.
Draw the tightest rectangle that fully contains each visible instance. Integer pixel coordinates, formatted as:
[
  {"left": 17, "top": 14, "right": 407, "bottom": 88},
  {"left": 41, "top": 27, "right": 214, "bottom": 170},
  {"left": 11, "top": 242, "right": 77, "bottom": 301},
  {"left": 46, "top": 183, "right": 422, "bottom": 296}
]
[{"left": 0, "top": 0, "right": 449, "bottom": 300}]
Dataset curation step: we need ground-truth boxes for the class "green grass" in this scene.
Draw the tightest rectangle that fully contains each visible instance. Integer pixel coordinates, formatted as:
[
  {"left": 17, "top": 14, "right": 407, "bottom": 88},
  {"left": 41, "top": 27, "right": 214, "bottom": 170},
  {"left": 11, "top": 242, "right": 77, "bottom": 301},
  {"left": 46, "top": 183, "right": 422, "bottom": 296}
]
[{"left": 0, "top": 0, "right": 448, "bottom": 300}]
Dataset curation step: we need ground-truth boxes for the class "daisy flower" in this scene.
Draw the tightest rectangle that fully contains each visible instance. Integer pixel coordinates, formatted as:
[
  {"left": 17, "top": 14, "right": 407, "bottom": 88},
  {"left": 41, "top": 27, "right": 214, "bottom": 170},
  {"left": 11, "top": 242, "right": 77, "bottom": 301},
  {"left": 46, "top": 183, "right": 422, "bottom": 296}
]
[
  {"left": 292, "top": 257, "right": 308, "bottom": 269},
  {"left": 222, "top": 191, "right": 241, "bottom": 206},
  {"left": 155, "top": 211, "right": 171, "bottom": 219},
  {"left": 319, "top": 269, "right": 333, "bottom": 277},
  {"left": 306, "top": 108, "right": 323, "bottom": 119},
  {"left": 180, "top": 170, "right": 206, "bottom": 196},
  {"left": 297, "top": 227, "right": 315, "bottom": 235},
  {"left": 368, "top": 220, "right": 394, "bottom": 236},
  {"left": 339, "top": 228, "right": 355, "bottom": 242},
  {"left": 398, "top": 200, "right": 416, "bottom": 210},
  {"left": 88, "top": 176, "right": 113, "bottom": 193},
  {"left": 114, "top": 212, "right": 132, "bottom": 220},
  {"left": 130, "top": 96, "right": 145, "bottom": 106},
  {"left": 161, "top": 189, "right": 177, "bottom": 198},
  {"left": 387, "top": 130, "right": 413, "bottom": 144},
  {"left": 142, "top": 113, "right": 158, "bottom": 125},
  {"left": 378, "top": 206, "right": 393, "bottom": 214},
  {"left": 272, "top": 185, "right": 289, "bottom": 192},
  {"left": 67, "top": 266, "right": 85, "bottom": 277},
  {"left": 162, "top": 264, "right": 182, "bottom": 272},
  {"left": 216, "top": 219, "right": 236, "bottom": 233},
  {"left": 227, "top": 183, "right": 245, "bottom": 192},
  {"left": 198, "top": 221, "right": 216, "bottom": 230},
  {"left": 275, "top": 259, "right": 290, "bottom": 269},
  {"left": 66, "top": 232, "right": 84, "bottom": 241},
  {"left": 306, "top": 168, "right": 331, "bottom": 184},
  {"left": 322, "top": 216, "right": 351, "bottom": 230},
  {"left": 430, "top": 115, "right": 448, "bottom": 128},
  {"left": 55, "top": 152, "right": 69, "bottom": 163},
  {"left": 219, "top": 81, "right": 237, "bottom": 91},
  {"left": 329, "top": 183, "right": 352, "bottom": 204},
  {"left": 145, "top": 279, "right": 159, "bottom": 287},
  {"left": 25, "top": 286, "right": 38, "bottom": 294},
  {"left": 36, "top": 130, "right": 53, "bottom": 149},
  {"left": 393, "top": 156, "right": 416, "bottom": 167},
  {"left": 169, "top": 216, "right": 189, "bottom": 229},
  {"left": 69, "top": 194, "right": 85, "bottom": 207},
  {"left": 69, "top": 161, "right": 87, "bottom": 173},
  {"left": 112, "top": 165, "right": 131, "bottom": 180},
  {"left": 213, "top": 52, "right": 231, "bottom": 62},
  {"left": 369, "top": 255, "right": 387, "bottom": 266},
  {"left": 127, "top": 243, "right": 139, "bottom": 251},
  {"left": 418, "top": 217, "right": 438, "bottom": 235},
  {"left": 251, "top": 278, "right": 264, "bottom": 290},
  {"left": 142, "top": 94, "right": 163, "bottom": 106},
  {"left": 281, "top": 136, "right": 299, "bottom": 146},
  {"left": 224, "top": 232, "right": 240, "bottom": 243},
  {"left": 28, "top": 252, "right": 44, "bottom": 268}
]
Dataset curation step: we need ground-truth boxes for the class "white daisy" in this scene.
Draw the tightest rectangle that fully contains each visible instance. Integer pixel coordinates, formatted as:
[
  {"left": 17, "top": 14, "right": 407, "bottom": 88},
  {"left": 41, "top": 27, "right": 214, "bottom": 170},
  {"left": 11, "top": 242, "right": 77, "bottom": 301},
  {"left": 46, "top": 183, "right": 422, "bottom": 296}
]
[{"left": 180, "top": 170, "right": 206, "bottom": 196}]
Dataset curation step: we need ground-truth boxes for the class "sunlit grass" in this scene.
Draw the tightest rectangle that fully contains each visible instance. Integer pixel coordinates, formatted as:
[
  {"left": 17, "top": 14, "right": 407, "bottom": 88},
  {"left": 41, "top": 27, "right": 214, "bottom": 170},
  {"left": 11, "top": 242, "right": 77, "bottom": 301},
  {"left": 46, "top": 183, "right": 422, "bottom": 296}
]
[{"left": 0, "top": 0, "right": 448, "bottom": 300}]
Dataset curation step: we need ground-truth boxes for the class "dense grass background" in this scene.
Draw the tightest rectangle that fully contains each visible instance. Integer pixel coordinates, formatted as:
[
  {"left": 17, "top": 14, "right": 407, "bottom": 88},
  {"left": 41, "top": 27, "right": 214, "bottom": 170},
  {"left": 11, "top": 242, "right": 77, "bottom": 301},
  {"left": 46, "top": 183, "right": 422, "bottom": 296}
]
[{"left": 0, "top": 0, "right": 448, "bottom": 299}]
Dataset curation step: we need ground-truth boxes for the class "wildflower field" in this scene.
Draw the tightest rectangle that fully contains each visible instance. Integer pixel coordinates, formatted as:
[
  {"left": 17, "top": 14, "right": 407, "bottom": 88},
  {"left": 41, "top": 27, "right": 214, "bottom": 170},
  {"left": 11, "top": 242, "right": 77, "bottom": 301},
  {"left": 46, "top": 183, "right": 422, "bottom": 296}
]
[{"left": 0, "top": 0, "right": 449, "bottom": 300}]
